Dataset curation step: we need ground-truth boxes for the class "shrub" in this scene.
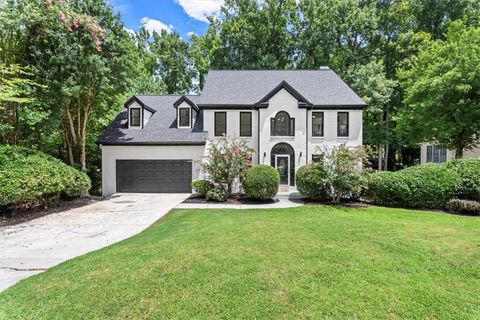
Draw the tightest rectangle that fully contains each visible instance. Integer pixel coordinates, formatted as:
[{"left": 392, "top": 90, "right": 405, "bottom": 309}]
[
  {"left": 206, "top": 187, "right": 228, "bottom": 202},
  {"left": 445, "top": 199, "right": 480, "bottom": 215},
  {"left": 324, "top": 145, "right": 370, "bottom": 202},
  {"left": 445, "top": 158, "right": 480, "bottom": 200},
  {"left": 201, "top": 137, "right": 254, "bottom": 197},
  {"left": 366, "top": 171, "right": 410, "bottom": 207},
  {"left": 296, "top": 164, "right": 331, "bottom": 201},
  {"left": 243, "top": 165, "right": 280, "bottom": 200},
  {"left": 0, "top": 145, "right": 91, "bottom": 210},
  {"left": 366, "top": 164, "right": 461, "bottom": 209},
  {"left": 192, "top": 179, "right": 214, "bottom": 196}
]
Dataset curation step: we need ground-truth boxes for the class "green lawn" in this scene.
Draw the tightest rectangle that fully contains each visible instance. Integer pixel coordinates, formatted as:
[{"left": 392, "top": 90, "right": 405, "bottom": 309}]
[{"left": 1, "top": 205, "right": 479, "bottom": 319}]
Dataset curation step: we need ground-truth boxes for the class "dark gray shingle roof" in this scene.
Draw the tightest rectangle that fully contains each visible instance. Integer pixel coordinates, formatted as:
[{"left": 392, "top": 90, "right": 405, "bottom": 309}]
[
  {"left": 97, "top": 95, "right": 207, "bottom": 145},
  {"left": 197, "top": 69, "right": 366, "bottom": 106}
]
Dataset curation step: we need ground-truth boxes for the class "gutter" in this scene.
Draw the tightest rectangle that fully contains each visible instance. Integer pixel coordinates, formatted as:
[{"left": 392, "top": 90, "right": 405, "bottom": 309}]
[{"left": 97, "top": 141, "right": 207, "bottom": 146}]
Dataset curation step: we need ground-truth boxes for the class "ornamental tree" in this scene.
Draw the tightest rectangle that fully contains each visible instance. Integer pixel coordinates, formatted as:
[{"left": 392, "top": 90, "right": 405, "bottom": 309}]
[{"left": 202, "top": 137, "right": 255, "bottom": 197}]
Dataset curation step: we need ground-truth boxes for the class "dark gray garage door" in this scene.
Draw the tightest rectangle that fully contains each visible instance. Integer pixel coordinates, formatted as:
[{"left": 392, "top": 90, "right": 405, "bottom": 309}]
[{"left": 116, "top": 160, "right": 192, "bottom": 193}]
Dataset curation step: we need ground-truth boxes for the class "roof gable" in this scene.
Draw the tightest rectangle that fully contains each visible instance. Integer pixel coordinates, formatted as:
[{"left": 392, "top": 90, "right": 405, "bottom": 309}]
[
  {"left": 255, "top": 80, "right": 312, "bottom": 108},
  {"left": 173, "top": 95, "right": 199, "bottom": 112},
  {"left": 124, "top": 96, "right": 156, "bottom": 113}
]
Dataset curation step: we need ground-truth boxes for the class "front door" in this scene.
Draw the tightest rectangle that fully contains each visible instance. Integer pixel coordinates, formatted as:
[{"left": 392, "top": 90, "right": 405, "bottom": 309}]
[{"left": 275, "top": 155, "right": 290, "bottom": 185}]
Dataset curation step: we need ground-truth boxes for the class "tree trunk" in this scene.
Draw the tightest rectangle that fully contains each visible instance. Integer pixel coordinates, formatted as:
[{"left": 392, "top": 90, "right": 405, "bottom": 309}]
[
  {"left": 65, "top": 131, "right": 75, "bottom": 166},
  {"left": 383, "top": 144, "right": 389, "bottom": 171},
  {"left": 455, "top": 146, "right": 464, "bottom": 159},
  {"left": 383, "top": 106, "right": 390, "bottom": 171},
  {"left": 378, "top": 144, "right": 382, "bottom": 171}
]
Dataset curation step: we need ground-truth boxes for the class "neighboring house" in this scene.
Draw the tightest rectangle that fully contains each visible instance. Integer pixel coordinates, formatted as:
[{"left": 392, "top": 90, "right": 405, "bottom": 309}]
[
  {"left": 97, "top": 69, "right": 366, "bottom": 195},
  {"left": 420, "top": 143, "right": 480, "bottom": 164}
]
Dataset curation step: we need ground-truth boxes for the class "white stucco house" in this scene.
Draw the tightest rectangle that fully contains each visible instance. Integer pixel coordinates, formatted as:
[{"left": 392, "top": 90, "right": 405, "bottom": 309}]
[{"left": 97, "top": 69, "right": 366, "bottom": 196}]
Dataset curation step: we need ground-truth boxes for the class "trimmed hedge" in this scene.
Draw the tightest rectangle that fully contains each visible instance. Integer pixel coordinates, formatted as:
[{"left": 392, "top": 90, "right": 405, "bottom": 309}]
[
  {"left": 296, "top": 164, "right": 331, "bottom": 201},
  {"left": 243, "top": 165, "right": 280, "bottom": 200},
  {"left": 445, "top": 158, "right": 480, "bottom": 200},
  {"left": 445, "top": 199, "right": 480, "bottom": 215},
  {"left": 192, "top": 179, "right": 214, "bottom": 196},
  {"left": 366, "top": 164, "right": 461, "bottom": 209},
  {"left": 0, "top": 145, "right": 91, "bottom": 210}
]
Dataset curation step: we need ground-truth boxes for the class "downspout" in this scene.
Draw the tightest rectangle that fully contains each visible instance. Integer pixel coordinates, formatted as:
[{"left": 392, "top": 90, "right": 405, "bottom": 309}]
[
  {"left": 305, "top": 108, "right": 309, "bottom": 165},
  {"left": 257, "top": 107, "right": 261, "bottom": 164}
]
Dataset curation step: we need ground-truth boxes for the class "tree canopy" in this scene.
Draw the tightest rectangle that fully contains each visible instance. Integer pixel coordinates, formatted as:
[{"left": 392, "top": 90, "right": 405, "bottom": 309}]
[{"left": 398, "top": 20, "right": 480, "bottom": 158}]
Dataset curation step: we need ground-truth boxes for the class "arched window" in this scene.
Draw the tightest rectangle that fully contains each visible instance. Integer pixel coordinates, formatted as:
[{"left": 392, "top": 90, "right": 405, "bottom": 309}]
[{"left": 271, "top": 111, "right": 295, "bottom": 136}]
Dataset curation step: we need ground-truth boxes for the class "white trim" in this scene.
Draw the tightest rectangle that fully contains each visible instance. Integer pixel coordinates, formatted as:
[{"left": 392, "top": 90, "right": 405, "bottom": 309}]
[
  {"left": 177, "top": 106, "right": 191, "bottom": 128},
  {"left": 275, "top": 154, "right": 290, "bottom": 186}
]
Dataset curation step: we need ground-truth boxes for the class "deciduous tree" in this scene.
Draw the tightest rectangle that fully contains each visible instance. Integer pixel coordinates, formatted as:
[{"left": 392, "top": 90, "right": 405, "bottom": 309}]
[{"left": 398, "top": 20, "right": 480, "bottom": 158}]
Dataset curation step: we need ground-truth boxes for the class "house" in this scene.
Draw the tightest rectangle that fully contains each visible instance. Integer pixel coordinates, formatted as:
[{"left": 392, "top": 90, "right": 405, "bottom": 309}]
[
  {"left": 97, "top": 69, "right": 366, "bottom": 196},
  {"left": 420, "top": 143, "right": 480, "bottom": 164}
]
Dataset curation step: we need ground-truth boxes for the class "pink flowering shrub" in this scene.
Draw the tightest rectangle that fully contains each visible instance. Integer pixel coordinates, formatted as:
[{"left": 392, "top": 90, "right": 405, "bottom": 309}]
[
  {"left": 202, "top": 137, "right": 255, "bottom": 197},
  {"left": 313, "top": 144, "right": 372, "bottom": 202}
]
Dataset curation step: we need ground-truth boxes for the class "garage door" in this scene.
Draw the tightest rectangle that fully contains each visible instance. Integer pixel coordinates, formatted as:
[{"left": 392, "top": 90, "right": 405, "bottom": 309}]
[{"left": 116, "top": 160, "right": 192, "bottom": 193}]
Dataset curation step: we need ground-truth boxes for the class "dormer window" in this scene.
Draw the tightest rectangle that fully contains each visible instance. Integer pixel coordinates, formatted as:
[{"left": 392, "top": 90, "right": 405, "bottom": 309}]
[
  {"left": 178, "top": 107, "right": 191, "bottom": 128},
  {"left": 130, "top": 108, "right": 141, "bottom": 127}
]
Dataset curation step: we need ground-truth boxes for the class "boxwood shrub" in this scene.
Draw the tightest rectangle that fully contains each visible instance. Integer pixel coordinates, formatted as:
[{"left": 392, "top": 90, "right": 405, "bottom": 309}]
[
  {"left": 366, "top": 164, "right": 461, "bottom": 209},
  {"left": 445, "top": 158, "right": 480, "bottom": 200},
  {"left": 243, "top": 165, "right": 280, "bottom": 200},
  {"left": 0, "top": 145, "right": 91, "bottom": 211},
  {"left": 192, "top": 179, "right": 214, "bottom": 196},
  {"left": 296, "top": 164, "right": 331, "bottom": 201}
]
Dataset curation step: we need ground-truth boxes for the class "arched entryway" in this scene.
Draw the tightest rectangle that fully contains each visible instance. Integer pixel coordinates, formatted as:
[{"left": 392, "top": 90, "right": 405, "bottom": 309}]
[{"left": 271, "top": 143, "right": 295, "bottom": 186}]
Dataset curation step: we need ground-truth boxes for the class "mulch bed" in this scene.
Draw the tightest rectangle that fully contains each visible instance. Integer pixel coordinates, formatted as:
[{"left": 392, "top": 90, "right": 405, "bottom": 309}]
[
  {"left": 0, "top": 196, "right": 103, "bottom": 227},
  {"left": 301, "top": 198, "right": 369, "bottom": 208},
  {"left": 183, "top": 194, "right": 279, "bottom": 205}
]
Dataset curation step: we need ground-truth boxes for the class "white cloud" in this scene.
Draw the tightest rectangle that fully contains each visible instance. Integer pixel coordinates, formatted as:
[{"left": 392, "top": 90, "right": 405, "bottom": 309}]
[
  {"left": 140, "top": 17, "right": 174, "bottom": 35},
  {"left": 123, "top": 27, "right": 136, "bottom": 37},
  {"left": 175, "top": 0, "right": 224, "bottom": 22},
  {"left": 187, "top": 31, "right": 198, "bottom": 38}
]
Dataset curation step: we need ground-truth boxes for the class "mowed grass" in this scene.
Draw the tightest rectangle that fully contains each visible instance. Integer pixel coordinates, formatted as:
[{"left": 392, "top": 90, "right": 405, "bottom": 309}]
[{"left": 1, "top": 206, "right": 480, "bottom": 319}]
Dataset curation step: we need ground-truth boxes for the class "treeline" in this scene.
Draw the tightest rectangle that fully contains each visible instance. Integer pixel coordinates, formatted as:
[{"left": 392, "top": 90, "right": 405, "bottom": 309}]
[{"left": 1, "top": 0, "right": 479, "bottom": 193}]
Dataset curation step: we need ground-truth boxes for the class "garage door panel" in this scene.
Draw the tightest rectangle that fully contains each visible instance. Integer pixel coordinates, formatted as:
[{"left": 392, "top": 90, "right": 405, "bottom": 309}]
[{"left": 116, "top": 160, "right": 192, "bottom": 193}]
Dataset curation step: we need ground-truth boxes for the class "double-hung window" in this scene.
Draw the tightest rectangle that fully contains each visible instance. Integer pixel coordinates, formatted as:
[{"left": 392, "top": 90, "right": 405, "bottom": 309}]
[
  {"left": 178, "top": 107, "right": 190, "bottom": 128},
  {"left": 215, "top": 112, "right": 227, "bottom": 136},
  {"left": 337, "top": 112, "right": 349, "bottom": 137},
  {"left": 240, "top": 112, "right": 252, "bottom": 137},
  {"left": 312, "top": 112, "right": 324, "bottom": 137},
  {"left": 130, "top": 108, "right": 141, "bottom": 127}
]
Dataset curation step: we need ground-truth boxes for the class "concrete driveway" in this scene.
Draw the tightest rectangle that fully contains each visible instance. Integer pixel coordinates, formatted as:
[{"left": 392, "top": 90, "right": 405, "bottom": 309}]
[{"left": 0, "top": 193, "right": 188, "bottom": 292}]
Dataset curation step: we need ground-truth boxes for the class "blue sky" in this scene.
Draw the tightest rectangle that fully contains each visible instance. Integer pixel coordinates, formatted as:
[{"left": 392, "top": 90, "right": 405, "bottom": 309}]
[{"left": 109, "top": 0, "right": 224, "bottom": 38}]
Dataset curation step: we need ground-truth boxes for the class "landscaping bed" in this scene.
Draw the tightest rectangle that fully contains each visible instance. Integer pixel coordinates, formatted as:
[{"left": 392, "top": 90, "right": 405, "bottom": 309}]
[
  {"left": 183, "top": 193, "right": 279, "bottom": 205},
  {"left": 0, "top": 196, "right": 102, "bottom": 227}
]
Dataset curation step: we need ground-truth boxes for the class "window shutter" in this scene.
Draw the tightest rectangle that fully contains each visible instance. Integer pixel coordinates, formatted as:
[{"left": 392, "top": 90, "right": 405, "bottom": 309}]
[
  {"left": 289, "top": 118, "right": 295, "bottom": 136},
  {"left": 271, "top": 118, "right": 275, "bottom": 136}
]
